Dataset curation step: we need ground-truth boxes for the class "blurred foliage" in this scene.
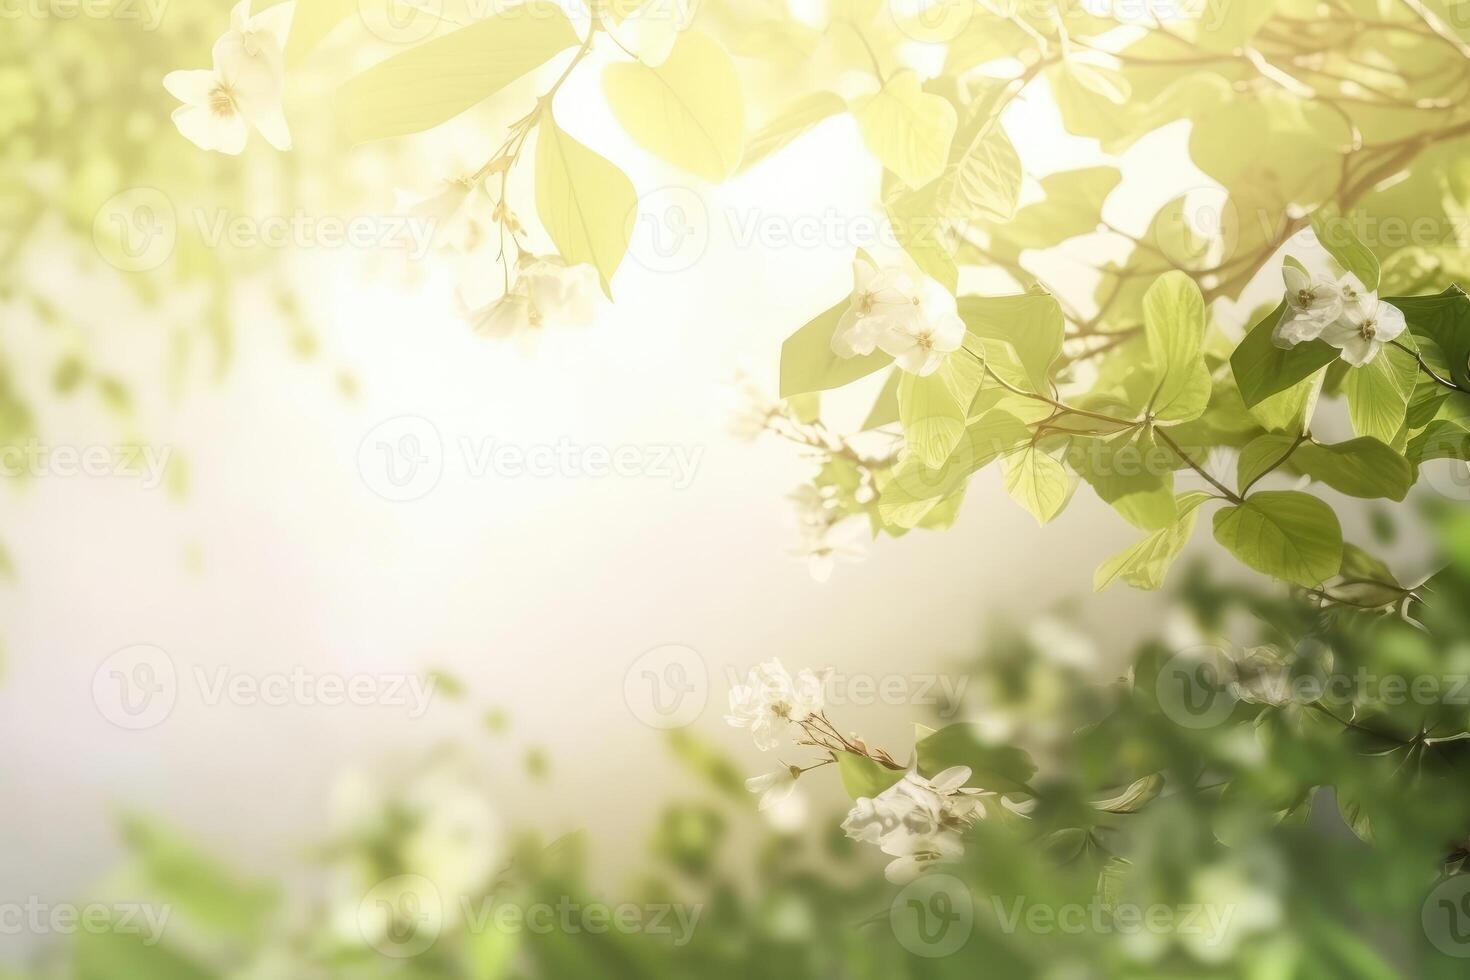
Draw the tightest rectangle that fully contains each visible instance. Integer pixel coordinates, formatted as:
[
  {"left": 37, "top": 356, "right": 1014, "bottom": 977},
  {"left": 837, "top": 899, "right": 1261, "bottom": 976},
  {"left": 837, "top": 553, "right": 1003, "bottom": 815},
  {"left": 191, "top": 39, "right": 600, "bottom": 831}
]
[{"left": 8, "top": 509, "right": 1470, "bottom": 978}]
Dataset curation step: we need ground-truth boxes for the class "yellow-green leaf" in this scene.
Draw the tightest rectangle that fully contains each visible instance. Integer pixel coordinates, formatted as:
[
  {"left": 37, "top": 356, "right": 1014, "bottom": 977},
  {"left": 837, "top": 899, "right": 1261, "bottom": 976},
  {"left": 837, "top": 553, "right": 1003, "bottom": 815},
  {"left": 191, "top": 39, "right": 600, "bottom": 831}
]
[
  {"left": 1003, "top": 444, "right": 1075, "bottom": 525},
  {"left": 740, "top": 92, "right": 846, "bottom": 172},
  {"left": 603, "top": 30, "right": 745, "bottom": 182},
  {"left": 1212, "top": 490, "right": 1343, "bottom": 587},
  {"left": 336, "top": 3, "right": 579, "bottom": 143},
  {"left": 1094, "top": 491, "right": 1211, "bottom": 591},
  {"left": 535, "top": 112, "right": 636, "bottom": 297},
  {"left": 1143, "top": 271, "right": 1212, "bottom": 422},
  {"left": 853, "top": 70, "right": 957, "bottom": 190}
]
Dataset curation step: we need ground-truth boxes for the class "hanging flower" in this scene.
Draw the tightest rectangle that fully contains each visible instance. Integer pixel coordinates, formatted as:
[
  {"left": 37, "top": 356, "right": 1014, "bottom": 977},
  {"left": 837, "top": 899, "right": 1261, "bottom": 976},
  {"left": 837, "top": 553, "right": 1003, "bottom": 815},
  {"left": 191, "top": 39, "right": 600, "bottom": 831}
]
[
  {"left": 1272, "top": 262, "right": 1342, "bottom": 349},
  {"left": 726, "top": 368, "right": 782, "bottom": 442},
  {"left": 841, "top": 765, "right": 985, "bottom": 883},
  {"left": 725, "top": 659, "right": 829, "bottom": 751},
  {"left": 1318, "top": 291, "right": 1406, "bottom": 366},
  {"left": 163, "top": 58, "right": 291, "bottom": 154},
  {"left": 745, "top": 766, "right": 801, "bottom": 811},
  {"left": 164, "top": 0, "right": 292, "bottom": 155},
  {"left": 462, "top": 256, "right": 599, "bottom": 343},
  {"left": 831, "top": 254, "right": 924, "bottom": 359},
  {"left": 882, "top": 279, "right": 966, "bottom": 376},
  {"left": 793, "top": 517, "right": 867, "bottom": 582}
]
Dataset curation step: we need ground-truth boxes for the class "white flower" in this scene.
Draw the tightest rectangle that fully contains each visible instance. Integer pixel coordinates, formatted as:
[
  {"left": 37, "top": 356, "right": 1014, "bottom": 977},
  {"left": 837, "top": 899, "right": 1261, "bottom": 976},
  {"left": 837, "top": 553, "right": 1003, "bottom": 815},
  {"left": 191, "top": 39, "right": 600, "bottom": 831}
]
[
  {"left": 212, "top": 0, "right": 292, "bottom": 98},
  {"left": 794, "top": 517, "right": 867, "bottom": 583},
  {"left": 462, "top": 256, "right": 599, "bottom": 342},
  {"left": 745, "top": 767, "right": 799, "bottom": 811},
  {"left": 831, "top": 254, "right": 923, "bottom": 359},
  {"left": 788, "top": 484, "right": 832, "bottom": 534},
  {"left": 880, "top": 279, "right": 966, "bottom": 376},
  {"left": 841, "top": 765, "right": 983, "bottom": 883},
  {"left": 726, "top": 369, "right": 781, "bottom": 441},
  {"left": 1318, "top": 291, "right": 1406, "bottom": 367},
  {"left": 163, "top": 62, "right": 292, "bottom": 154},
  {"left": 725, "top": 659, "right": 828, "bottom": 751},
  {"left": 1272, "top": 263, "right": 1341, "bottom": 348}
]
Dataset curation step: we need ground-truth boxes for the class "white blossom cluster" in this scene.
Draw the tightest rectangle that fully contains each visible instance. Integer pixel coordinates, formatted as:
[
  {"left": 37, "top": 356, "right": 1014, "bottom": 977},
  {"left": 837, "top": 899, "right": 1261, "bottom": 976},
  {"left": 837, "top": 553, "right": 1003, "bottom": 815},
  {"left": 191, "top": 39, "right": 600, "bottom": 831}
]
[{"left": 1273, "top": 261, "right": 1406, "bottom": 366}]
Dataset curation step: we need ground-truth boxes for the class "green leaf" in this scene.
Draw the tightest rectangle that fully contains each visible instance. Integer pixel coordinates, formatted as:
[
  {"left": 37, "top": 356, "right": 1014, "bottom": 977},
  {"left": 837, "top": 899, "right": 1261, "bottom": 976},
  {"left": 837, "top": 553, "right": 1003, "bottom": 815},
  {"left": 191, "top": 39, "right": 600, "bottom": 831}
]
[
  {"left": 898, "top": 369, "right": 966, "bottom": 468},
  {"left": 1230, "top": 301, "right": 1338, "bottom": 409},
  {"left": 1236, "top": 433, "right": 1298, "bottom": 493},
  {"left": 120, "top": 814, "right": 277, "bottom": 942},
  {"left": 853, "top": 70, "right": 958, "bottom": 189},
  {"left": 535, "top": 112, "right": 636, "bottom": 297},
  {"left": 837, "top": 751, "right": 903, "bottom": 799},
  {"left": 886, "top": 182, "right": 956, "bottom": 291},
  {"left": 1002, "top": 443, "right": 1075, "bottom": 525},
  {"left": 284, "top": 0, "right": 354, "bottom": 66},
  {"left": 1311, "top": 208, "right": 1380, "bottom": 290},
  {"left": 73, "top": 930, "right": 216, "bottom": 980},
  {"left": 876, "top": 410, "right": 1030, "bottom": 528},
  {"left": 1142, "top": 271, "right": 1212, "bottom": 421},
  {"left": 1393, "top": 286, "right": 1470, "bottom": 391},
  {"left": 336, "top": 4, "right": 578, "bottom": 143},
  {"left": 958, "top": 292, "right": 1064, "bottom": 394},
  {"left": 1069, "top": 430, "right": 1177, "bottom": 531},
  {"left": 862, "top": 371, "right": 901, "bottom": 430},
  {"left": 1212, "top": 490, "right": 1343, "bottom": 587},
  {"left": 1344, "top": 335, "right": 1417, "bottom": 443},
  {"left": 1094, "top": 490, "right": 1211, "bottom": 591},
  {"left": 779, "top": 300, "right": 890, "bottom": 398},
  {"left": 933, "top": 121, "right": 1022, "bottom": 221},
  {"left": 740, "top": 92, "right": 846, "bottom": 172},
  {"left": 1093, "top": 773, "right": 1165, "bottom": 813},
  {"left": 1237, "top": 434, "right": 1410, "bottom": 500},
  {"left": 603, "top": 30, "right": 745, "bottom": 182},
  {"left": 915, "top": 724, "right": 1037, "bottom": 794},
  {"left": 1295, "top": 438, "right": 1413, "bottom": 501}
]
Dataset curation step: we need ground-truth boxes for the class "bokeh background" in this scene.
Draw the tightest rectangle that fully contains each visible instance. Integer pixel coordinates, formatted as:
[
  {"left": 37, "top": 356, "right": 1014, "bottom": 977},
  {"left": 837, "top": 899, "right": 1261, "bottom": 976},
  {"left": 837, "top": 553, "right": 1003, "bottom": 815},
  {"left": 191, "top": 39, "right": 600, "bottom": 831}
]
[{"left": 0, "top": 0, "right": 1450, "bottom": 974}]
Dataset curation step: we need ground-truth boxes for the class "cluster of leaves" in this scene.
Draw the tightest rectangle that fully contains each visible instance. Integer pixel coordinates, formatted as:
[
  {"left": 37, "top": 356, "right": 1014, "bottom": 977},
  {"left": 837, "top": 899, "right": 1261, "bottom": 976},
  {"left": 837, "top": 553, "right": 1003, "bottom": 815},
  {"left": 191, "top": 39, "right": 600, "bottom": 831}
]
[
  {"left": 765, "top": 0, "right": 1470, "bottom": 595},
  {"left": 18, "top": 509, "right": 1470, "bottom": 979}
]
